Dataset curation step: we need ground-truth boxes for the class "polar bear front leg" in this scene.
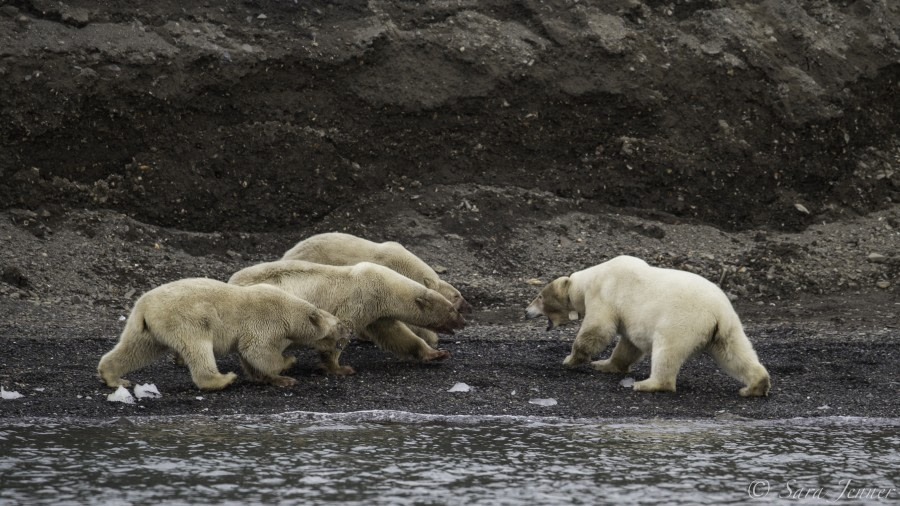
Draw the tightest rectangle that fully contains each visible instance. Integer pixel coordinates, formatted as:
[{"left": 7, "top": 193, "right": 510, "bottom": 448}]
[
  {"left": 176, "top": 339, "right": 238, "bottom": 391},
  {"left": 317, "top": 349, "right": 355, "bottom": 376},
  {"left": 592, "top": 337, "right": 644, "bottom": 373},
  {"left": 365, "top": 319, "right": 449, "bottom": 362},
  {"left": 564, "top": 311, "right": 616, "bottom": 367},
  {"left": 409, "top": 325, "right": 440, "bottom": 347}
]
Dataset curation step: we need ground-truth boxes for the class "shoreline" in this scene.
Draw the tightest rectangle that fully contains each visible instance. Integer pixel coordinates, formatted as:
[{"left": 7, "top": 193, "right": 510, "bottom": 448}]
[{"left": 2, "top": 296, "right": 898, "bottom": 421}]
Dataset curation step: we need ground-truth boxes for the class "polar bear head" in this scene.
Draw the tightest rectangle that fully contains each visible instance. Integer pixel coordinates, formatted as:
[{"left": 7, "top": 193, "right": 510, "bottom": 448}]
[
  {"left": 413, "top": 289, "right": 467, "bottom": 335},
  {"left": 304, "top": 309, "right": 352, "bottom": 353},
  {"left": 424, "top": 278, "right": 473, "bottom": 314},
  {"left": 525, "top": 276, "right": 580, "bottom": 331}
]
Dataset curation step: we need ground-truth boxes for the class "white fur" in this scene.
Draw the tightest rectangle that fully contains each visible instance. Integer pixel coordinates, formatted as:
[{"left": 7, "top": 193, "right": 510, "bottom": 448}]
[
  {"left": 526, "top": 256, "right": 770, "bottom": 396},
  {"left": 228, "top": 260, "right": 465, "bottom": 375},
  {"left": 97, "top": 278, "right": 348, "bottom": 391}
]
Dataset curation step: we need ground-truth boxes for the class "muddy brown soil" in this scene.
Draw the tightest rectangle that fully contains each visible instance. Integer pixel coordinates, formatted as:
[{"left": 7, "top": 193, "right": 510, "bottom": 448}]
[{"left": 0, "top": 0, "right": 898, "bottom": 419}]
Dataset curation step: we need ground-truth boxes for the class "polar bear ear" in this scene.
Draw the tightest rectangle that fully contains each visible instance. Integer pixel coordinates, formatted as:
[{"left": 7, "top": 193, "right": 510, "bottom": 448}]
[
  {"left": 422, "top": 278, "right": 436, "bottom": 289},
  {"left": 415, "top": 296, "right": 432, "bottom": 310},
  {"left": 308, "top": 311, "right": 322, "bottom": 328}
]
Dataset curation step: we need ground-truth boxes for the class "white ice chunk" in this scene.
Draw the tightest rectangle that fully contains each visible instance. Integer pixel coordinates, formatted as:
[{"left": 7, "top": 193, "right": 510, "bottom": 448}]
[
  {"left": 134, "top": 383, "right": 162, "bottom": 399},
  {"left": 1, "top": 387, "right": 24, "bottom": 400},
  {"left": 817, "top": 405, "right": 831, "bottom": 410},
  {"left": 619, "top": 377, "right": 635, "bottom": 388},
  {"left": 448, "top": 382, "right": 471, "bottom": 393},
  {"left": 107, "top": 385, "right": 135, "bottom": 404},
  {"left": 118, "top": 315, "right": 127, "bottom": 321},
  {"left": 528, "top": 398, "right": 557, "bottom": 407}
]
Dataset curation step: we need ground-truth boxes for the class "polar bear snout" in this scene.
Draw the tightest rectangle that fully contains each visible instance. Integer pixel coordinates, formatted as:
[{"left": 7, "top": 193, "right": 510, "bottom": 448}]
[
  {"left": 431, "top": 310, "right": 466, "bottom": 335},
  {"left": 455, "top": 296, "right": 473, "bottom": 314},
  {"left": 524, "top": 298, "right": 543, "bottom": 320}
]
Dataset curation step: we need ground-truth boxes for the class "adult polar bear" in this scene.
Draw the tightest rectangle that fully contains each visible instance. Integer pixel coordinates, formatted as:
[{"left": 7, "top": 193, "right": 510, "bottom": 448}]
[
  {"left": 229, "top": 260, "right": 465, "bottom": 375},
  {"left": 98, "top": 278, "right": 350, "bottom": 391},
  {"left": 526, "top": 256, "right": 770, "bottom": 397},
  {"left": 282, "top": 232, "right": 472, "bottom": 347},
  {"left": 282, "top": 233, "right": 471, "bottom": 312}
]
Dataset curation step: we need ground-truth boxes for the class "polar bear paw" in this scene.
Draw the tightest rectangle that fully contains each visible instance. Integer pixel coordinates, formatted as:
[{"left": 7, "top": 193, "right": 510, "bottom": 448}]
[
  {"left": 591, "top": 359, "right": 628, "bottom": 374},
  {"left": 633, "top": 378, "right": 676, "bottom": 393},
  {"left": 106, "top": 378, "right": 132, "bottom": 388},
  {"left": 321, "top": 364, "right": 356, "bottom": 376},
  {"left": 271, "top": 376, "right": 299, "bottom": 387},
  {"left": 423, "top": 349, "right": 451, "bottom": 362},
  {"left": 563, "top": 354, "right": 588, "bottom": 367}
]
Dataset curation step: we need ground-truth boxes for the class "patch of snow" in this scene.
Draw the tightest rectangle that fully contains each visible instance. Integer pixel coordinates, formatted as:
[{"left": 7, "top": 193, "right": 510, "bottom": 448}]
[
  {"left": 107, "top": 386, "right": 135, "bottom": 404},
  {"left": 134, "top": 383, "right": 161, "bottom": 399},
  {"left": 448, "top": 382, "right": 471, "bottom": 393},
  {"left": 1, "top": 387, "right": 24, "bottom": 400}
]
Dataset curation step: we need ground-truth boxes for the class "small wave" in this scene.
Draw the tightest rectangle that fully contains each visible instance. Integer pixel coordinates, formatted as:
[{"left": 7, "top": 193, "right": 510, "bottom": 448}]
[{"left": 2, "top": 411, "right": 899, "bottom": 429}]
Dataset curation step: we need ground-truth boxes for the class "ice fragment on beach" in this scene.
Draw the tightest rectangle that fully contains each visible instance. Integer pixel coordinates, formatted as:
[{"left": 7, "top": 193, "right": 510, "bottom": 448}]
[
  {"left": 107, "top": 386, "right": 135, "bottom": 404},
  {"left": 1, "top": 387, "right": 24, "bottom": 400},
  {"left": 134, "top": 383, "right": 161, "bottom": 399},
  {"left": 448, "top": 382, "right": 471, "bottom": 393},
  {"left": 529, "top": 398, "right": 557, "bottom": 407},
  {"left": 817, "top": 405, "right": 831, "bottom": 410},
  {"left": 118, "top": 315, "right": 126, "bottom": 322},
  {"left": 620, "top": 377, "right": 635, "bottom": 388}
]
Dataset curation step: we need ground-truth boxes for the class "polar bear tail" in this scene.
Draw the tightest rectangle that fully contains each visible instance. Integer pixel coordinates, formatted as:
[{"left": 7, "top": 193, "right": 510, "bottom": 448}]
[
  {"left": 97, "top": 305, "right": 167, "bottom": 388},
  {"left": 708, "top": 319, "right": 771, "bottom": 397}
]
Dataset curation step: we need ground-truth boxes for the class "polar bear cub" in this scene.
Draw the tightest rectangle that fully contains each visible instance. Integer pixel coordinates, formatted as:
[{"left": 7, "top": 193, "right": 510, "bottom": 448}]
[
  {"left": 97, "top": 278, "right": 349, "bottom": 391},
  {"left": 229, "top": 260, "right": 466, "bottom": 375},
  {"left": 526, "top": 256, "right": 770, "bottom": 396}
]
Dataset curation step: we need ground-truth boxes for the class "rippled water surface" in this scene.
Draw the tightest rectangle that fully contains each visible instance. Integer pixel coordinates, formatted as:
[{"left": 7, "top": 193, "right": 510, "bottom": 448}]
[{"left": 1, "top": 413, "right": 898, "bottom": 505}]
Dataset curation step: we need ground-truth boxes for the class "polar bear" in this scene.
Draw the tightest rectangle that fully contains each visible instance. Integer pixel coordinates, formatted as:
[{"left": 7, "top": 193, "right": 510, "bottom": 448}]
[
  {"left": 228, "top": 260, "right": 465, "bottom": 375},
  {"left": 282, "top": 232, "right": 472, "bottom": 345},
  {"left": 97, "top": 278, "right": 350, "bottom": 391},
  {"left": 525, "top": 256, "right": 770, "bottom": 397}
]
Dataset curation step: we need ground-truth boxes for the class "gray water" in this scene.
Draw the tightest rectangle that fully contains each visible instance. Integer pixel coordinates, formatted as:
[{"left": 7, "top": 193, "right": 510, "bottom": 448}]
[{"left": 1, "top": 412, "right": 898, "bottom": 505}]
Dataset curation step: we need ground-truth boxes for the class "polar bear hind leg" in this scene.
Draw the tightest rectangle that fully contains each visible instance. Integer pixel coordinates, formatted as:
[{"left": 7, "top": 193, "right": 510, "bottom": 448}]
[
  {"left": 707, "top": 328, "right": 770, "bottom": 397},
  {"left": 98, "top": 320, "right": 168, "bottom": 388},
  {"left": 592, "top": 337, "right": 644, "bottom": 373},
  {"left": 633, "top": 336, "right": 696, "bottom": 393}
]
